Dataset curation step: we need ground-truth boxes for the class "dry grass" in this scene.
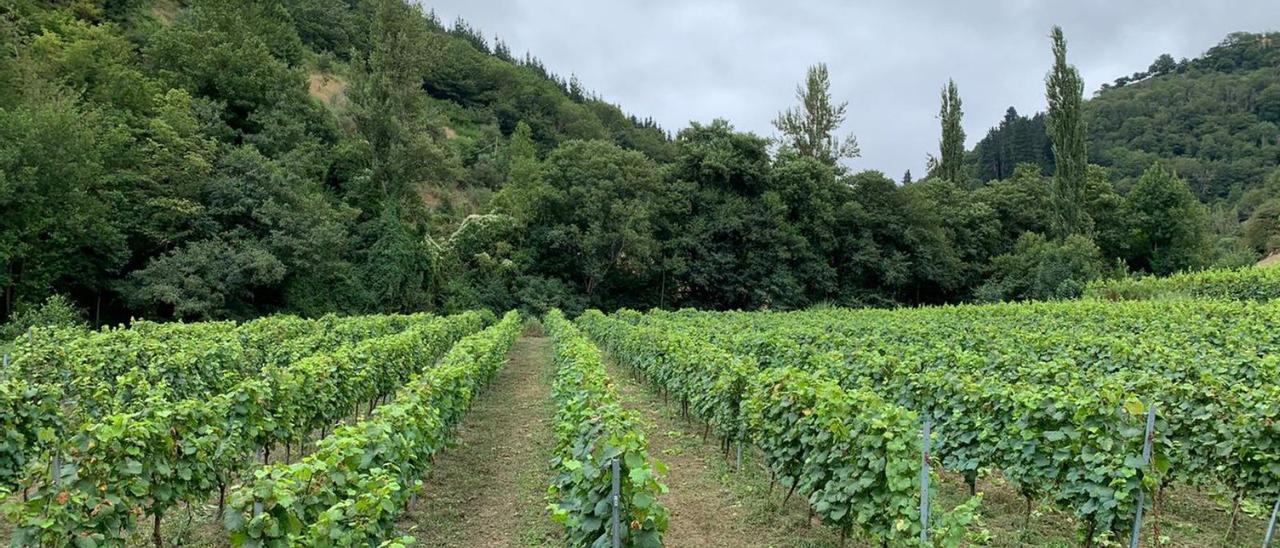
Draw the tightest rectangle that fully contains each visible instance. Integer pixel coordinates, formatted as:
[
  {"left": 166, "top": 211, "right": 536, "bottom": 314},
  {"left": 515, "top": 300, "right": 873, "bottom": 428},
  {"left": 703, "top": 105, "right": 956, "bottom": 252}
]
[
  {"left": 150, "top": 0, "right": 179, "bottom": 25},
  {"left": 307, "top": 72, "right": 348, "bottom": 107},
  {"left": 1258, "top": 252, "right": 1280, "bottom": 268}
]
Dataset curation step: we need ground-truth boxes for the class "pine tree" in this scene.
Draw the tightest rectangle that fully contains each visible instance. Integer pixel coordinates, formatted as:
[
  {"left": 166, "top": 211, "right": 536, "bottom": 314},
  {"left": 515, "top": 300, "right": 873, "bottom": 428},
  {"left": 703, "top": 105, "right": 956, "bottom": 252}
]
[
  {"left": 938, "top": 79, "right": 965, "bottom": 184},
  {"left": 568, "top": 75, "right": 585, "bottom": 103},
  {"left": 1045, "top": 25, "right": 1092, "bottom": 237},
  {"left": 773, "top": 63, "right": 860, "bottom": 166},
  {"left": 902, "top": 170, "right": 913, "bottom": 185}
]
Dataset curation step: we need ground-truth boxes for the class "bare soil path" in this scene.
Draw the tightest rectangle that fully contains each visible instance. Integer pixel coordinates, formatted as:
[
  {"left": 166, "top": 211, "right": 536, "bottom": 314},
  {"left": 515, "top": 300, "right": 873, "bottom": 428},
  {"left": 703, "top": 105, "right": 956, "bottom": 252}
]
[
  {"left": 398, "top": 334, "right": 561, "bottom": 547},
  {"left": 603, "top": 359, "right": 842, "bottom": 548}
]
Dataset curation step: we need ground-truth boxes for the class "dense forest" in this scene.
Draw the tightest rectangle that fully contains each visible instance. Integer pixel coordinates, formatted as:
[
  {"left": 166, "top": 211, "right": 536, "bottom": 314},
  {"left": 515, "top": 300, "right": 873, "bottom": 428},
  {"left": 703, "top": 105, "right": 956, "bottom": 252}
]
[{"left": 1, "top": 0, "right": 1278, "bottom": 323}]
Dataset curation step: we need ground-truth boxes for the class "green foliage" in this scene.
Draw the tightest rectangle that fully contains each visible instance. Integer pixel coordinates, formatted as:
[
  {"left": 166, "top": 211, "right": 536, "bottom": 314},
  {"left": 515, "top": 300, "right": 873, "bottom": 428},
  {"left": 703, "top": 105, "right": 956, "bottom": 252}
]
[
  {"left": 658, "top": 121, "right": 806, "bottom": 309},
  {"left": 0, "top": 0, "right": 666, "bottom": 323},
  {"left": 359, "top": 205, "right": 440, "bottom": 314},
  {"left": 543, "top": 310, "right": 668, "bottom": 548},
  {"left": 577, "top": 310, "right": 753, "bottom": 442},
  {"left": 347, "top": 0, "right": 460, "bottom": 213},
  {"left": 225, "top": 311, "right": 520, "bottom": 546},
  {"left": 773, "top": 63, "right": 859, "bottom": 166},
  {"left": 514, "top": 140, "right": 663, "bottom": 308},
  {"left": 0, "top": 294, "right": 87, "bottom": 341},
  {"left": 0, "top": 379, "right": 62, "bottom": 492},
  {"left": 3, "top": 311, "right": 491, "bottom": 545},
  {"left": 745, "top": 367, "right": 929, "bottom": 543},
  {"left": 938, "top": 79, "right": 966, "bottom": 185},
  {"left": 969, "top": 108, "right": 1054, "bottom": 183},
  {"left": 1085, "top": 265, "right": 1280, "bottom": 301},
  {"left": 1, "top": 0, "right": 1273, "bottom": 319},
  {"left": 589, "top": 308, "right": 987, "bottom": 545},
  {"left": 1123, "top": 163, "right": 1212, "bottom": 274},
  {"left": 624, "top": 301, "right": 1280, "bottom": 543},
  {"left": 1045, "top": 26, "right": 1092, "bottom": 238},
  {"left": 0, "top": 82, "right": 129, "bottom": 313},
  {"left": 1088, "top": 32, "right": 1280, "bottom": 200},
  {"left": 977, "top": 233, "right": 1107, "bottom": 301}
]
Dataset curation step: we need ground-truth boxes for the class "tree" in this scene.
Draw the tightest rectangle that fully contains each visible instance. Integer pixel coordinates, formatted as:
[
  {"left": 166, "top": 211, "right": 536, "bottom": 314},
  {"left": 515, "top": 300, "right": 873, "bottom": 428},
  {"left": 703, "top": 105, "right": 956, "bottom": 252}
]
[
  {"left": 0, "top": 85, "right": 128, "bottom": 318},
  {"left": 938, "top": 79, "right": 966, "bottom": 185},
  {"left": 902, "top": 170, "right": 913, "bottom": 185},
  {"left": 515, "top": 140, "right": 664, "bottom": 308},
  {"left": 359, "top": 204, "right": 439, "bottom": 313},
  {"left": 1148, "top": 53, "right": 1177, "bottom": 76},
  {"left": 969, "top": 108, "right": 1053, "bottom": 183},
  {"left": 1124, "top": 163, "right": 1211, "bottom": 275},
  {"left": 973, "top": 164, "right": 1054, "bottom": 251},
  {"left": 492, "top": 121, "right": 548, "bottom": 223},
  {"left": 658, "top": 122, "right": 805, "bottom": 309},
  {"left": 126, "top": 237, "right": 287, "bottom": 320},
  {"left": 348, "top": 0, "right": 459, "bottom": 212},
  {"left": 977, "top": 233, "right": 1105, "bottom": 302},
  {"left": 1045, "top": 26, "right": 1092, "bottom": 237},
  {"left": 773, "top": 63, "right": 859, "bottom": 166}
]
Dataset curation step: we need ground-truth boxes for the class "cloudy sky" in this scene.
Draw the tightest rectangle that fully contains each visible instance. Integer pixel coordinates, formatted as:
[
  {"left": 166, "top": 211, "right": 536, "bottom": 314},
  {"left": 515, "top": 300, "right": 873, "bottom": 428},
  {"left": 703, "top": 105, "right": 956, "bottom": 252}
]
[{"left": 419, "top": 1, "right": 1279, "bottom": 178}]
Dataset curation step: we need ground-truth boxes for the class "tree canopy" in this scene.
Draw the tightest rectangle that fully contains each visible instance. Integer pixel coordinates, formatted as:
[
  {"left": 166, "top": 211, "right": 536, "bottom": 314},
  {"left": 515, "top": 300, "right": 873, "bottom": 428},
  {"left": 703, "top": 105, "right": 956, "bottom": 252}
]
[{"left": 0, "top": 3, "right": 1271, "bottom": 322}]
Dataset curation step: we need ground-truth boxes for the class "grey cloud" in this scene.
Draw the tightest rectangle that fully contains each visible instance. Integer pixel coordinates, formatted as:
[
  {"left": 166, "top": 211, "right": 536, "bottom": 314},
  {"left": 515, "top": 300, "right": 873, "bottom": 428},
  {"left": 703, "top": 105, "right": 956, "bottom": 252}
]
[{"left": 418, "top": 1, "right": 1280, "bottom": 178}]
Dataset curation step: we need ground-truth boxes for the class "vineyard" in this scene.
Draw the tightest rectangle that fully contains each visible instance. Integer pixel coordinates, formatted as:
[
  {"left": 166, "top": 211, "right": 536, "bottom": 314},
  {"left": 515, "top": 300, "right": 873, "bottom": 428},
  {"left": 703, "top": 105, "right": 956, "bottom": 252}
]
[
  {"left": 1, "top": 300, "right": 1277, "bottom": 546},
  {"left": 0, "top": 310, "right": 522, "bottom": 546},
  {"left": 576, "top": 301, "right": 1280, "bottom": 546}
]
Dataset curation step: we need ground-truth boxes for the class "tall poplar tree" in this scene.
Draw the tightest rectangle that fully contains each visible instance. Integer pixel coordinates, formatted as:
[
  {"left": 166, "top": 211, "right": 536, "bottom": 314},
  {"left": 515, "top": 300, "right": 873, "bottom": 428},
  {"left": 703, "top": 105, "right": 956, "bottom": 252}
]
[
  {"left": 1045, "top": 26, "right": 1092, "bottom": 237},
  {"left": 939, "top": 79, "right": 966, "bottom": 184},
  {"left": 773, "top": 63, "right": 860, "bottom": 166}
]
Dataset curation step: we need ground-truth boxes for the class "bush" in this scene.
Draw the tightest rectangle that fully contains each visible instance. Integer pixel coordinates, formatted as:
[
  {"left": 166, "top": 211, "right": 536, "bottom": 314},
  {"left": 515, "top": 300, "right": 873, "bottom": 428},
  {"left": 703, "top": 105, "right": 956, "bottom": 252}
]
[
  {"left": 976, "top": 234, "right": 1106, "bottom": 302},
  {"left": 1085, "top": 265, "right": 1280, "bottom": 301},
  {"left": 0, "top": 294, "right": 87, "bottom": 342}
]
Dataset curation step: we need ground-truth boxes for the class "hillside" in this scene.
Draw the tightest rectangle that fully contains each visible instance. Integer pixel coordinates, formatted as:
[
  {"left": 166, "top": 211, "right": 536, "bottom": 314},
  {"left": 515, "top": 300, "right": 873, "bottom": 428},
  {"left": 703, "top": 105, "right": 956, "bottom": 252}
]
[
  {"left": 972, "top": 32, "right": 1280, "bottom": 195},
  {"left": 970, "top": 32, "right": 1280, "bottom": 201},
  {"left": 1088, "top": 32, "right": 1280, "bottom": 200},
  {"left": 1, "top": 0, "right": 1276, "bottom": 323},
  {"left": 0, "top": 0, "right": 667, "bottom": 322}
]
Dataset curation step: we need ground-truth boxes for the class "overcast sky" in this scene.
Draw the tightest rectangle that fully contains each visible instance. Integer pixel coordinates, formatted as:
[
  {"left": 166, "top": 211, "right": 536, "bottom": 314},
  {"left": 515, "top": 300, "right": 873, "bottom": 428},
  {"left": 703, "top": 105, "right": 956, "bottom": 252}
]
[{"left": 419, "top": 1, "right": 1279, "bottom": 178}]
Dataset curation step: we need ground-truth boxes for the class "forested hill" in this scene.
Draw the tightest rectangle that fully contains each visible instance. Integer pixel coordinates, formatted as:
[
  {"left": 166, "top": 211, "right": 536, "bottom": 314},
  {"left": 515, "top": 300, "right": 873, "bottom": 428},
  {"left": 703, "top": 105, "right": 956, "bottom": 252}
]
[
  {"left": 0, "top": 0, "right": 667, "bottom": 323},
  {"left": 2, "top": 0, "right": 1278, "bottom": 326},
  {"left": 970, "top": 31, "right": 1280, "bottom": 208}
]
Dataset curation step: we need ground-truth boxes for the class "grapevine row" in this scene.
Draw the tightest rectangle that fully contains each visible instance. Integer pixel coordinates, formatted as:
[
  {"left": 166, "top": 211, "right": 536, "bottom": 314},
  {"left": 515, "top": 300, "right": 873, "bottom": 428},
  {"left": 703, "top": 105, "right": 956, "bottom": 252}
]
[
  {"left": 225, "top": 311, "right": 522, "bottom": 546},
  {"left": 5, "top": 311, "right": 490, "bottom": 547},
  {"left": 0, "top": 312, "right": 433, "bottom": 491},
  {"left": 1085, "top": 265, "right": 1280, "bottom": 301},
  {"left": 634, "top": 303, "right": 1280, "bottom": 542},
  {"left": 542, "top": 310, "right": 667, "bottom": 548},
  {"left": 578, "top": 310, "right": 982, "bottom": 546}
]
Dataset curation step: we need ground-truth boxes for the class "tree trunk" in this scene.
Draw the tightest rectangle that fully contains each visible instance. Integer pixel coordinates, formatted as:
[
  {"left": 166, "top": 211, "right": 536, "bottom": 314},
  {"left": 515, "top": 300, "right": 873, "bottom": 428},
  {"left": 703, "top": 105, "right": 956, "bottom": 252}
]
[
  {"left": 153, "top": 512, "right": 163, "bottom": 548},
  {"left": 1226, "top": 492, "right": 1243, "bottom": 542}
]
